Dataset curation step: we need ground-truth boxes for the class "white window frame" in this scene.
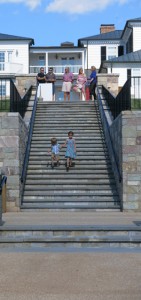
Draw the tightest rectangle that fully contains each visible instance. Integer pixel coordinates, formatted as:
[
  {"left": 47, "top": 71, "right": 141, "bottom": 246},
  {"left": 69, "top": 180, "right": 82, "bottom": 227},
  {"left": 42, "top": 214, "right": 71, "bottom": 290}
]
[
  {"left": 0, "top": 51, "right": 5, "bottom": 71},
  {"left": 107, "top": 46, "right": 117, "bottom": 60}
]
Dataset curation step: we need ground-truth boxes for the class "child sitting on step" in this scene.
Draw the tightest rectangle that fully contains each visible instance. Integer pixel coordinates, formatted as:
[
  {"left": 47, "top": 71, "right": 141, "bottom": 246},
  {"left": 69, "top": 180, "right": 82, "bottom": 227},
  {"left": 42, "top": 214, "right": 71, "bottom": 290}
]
[{"left": 48, "top": 137, "right": 60, "bottom": 169}]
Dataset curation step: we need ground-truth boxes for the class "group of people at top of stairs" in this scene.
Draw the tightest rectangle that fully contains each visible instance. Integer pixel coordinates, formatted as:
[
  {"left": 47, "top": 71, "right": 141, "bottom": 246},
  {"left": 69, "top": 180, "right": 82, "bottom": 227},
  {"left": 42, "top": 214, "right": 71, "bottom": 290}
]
[
  {"left": 37, "top": 66, "right": 97, "bottom": 101},
  {"left": 48, "top": 131, "right": 76, "bottom": 172}
]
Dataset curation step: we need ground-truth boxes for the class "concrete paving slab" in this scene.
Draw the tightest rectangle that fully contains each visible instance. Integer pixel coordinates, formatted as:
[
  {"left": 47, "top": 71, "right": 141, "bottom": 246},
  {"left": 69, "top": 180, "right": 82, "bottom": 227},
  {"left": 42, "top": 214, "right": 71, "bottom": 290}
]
[
  {"left": 2, "top": 211, "right": 141, "bottom": 226},
  {"left": 0, "top": 252, "right": 141, "bottom": 300}
]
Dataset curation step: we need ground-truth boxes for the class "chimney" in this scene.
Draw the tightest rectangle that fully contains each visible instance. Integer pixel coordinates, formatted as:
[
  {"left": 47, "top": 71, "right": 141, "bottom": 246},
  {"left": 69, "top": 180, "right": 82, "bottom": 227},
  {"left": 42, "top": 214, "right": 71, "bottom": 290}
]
[{"left": 100, "top": 24, "right": 115, "bottom": 34}]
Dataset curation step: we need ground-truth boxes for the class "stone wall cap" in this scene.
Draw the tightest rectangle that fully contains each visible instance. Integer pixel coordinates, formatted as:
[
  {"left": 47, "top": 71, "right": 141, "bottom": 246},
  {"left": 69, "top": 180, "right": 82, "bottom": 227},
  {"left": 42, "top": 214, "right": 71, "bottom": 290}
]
[
  {"left": 7, "top": 113, "right": 19, "bottom": 117},
  {"left": 97, "top": 73, "right": 119, "bottom": 77}
]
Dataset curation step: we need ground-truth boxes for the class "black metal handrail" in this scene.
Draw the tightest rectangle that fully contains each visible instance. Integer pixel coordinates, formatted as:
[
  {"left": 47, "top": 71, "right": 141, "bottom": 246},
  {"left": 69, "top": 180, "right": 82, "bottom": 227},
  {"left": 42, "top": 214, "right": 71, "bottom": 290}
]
[
  {"left": 97, "top": 87, "right": 122, "bottom": 182},
  {"left": 0, "top": 76, "right": 32, "bottom": 117},
  {"left": 0, "top": 175, "right": 7, "bottom": 191},
  {"left": 102, "top": 77, "right": 141, "bottom": 119},
  {"left": 21, "top": 86, "right": 38, "bottom": 188}
]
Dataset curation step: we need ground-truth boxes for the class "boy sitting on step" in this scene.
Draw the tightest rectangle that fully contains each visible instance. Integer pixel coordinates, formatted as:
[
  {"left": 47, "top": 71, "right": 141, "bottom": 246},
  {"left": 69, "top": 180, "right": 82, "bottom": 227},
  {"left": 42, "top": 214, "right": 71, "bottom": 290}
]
[{"left": 48, "top": 137, "right": 60, "bottom": 169}]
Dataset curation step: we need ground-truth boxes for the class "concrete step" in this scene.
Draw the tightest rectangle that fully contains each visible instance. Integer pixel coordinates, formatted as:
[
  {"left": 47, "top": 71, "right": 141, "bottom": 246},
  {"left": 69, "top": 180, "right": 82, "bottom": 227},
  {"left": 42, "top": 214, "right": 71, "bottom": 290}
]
[
  {"left": 23, "top": 189, "right": 118, "bottom": 196},
  {"left": 1, "top": 224, "right": 140, "bottom": 249},
  {"left": 23, "top": 195, "right": 119, "bottom": 202},
  {"left": 27, "top": 169, "right": 114, "bottom": 175},
  {"left": 26, "top": 174, "right": 114, "bottom": 179},
  {"left": 25, "top": 179, "right": 116, "bottom": 185}
]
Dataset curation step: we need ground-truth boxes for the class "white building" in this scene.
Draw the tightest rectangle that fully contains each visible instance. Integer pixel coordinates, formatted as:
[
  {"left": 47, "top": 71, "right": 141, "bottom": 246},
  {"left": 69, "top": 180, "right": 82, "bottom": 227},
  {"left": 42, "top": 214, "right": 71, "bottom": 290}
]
[{"left": 0, "top": 17, "right": 141, "bottom": 87}]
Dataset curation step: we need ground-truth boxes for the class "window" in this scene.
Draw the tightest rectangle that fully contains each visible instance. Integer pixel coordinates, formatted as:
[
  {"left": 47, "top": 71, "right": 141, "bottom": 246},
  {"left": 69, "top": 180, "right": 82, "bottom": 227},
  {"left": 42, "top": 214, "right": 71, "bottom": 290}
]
[
  {"left": 39, "top": 55, "right": 45, "bottom": 66},
  {"left": 132, "top": 68, "right": 141, "bottom": 77},
  {"left": 107, "top": 46, "right": 116, "bottom": 60},
  {"left": 0, "top": 52, "right": 5, "bottom": 71},
  {"left": 0, "top": 84, "right": 6, "bottom": 96},
  {"left": 127, "top": 69, "right": 131, "bottom": 80},
  {"left": 101, "top": 47, "right": 106, "bottom": 62},
  {"left": 118, "top": 46, "right": 124, "bottom": 57},
  {"left": 8, "top": 51, "right": 13, "bottom": 62}
]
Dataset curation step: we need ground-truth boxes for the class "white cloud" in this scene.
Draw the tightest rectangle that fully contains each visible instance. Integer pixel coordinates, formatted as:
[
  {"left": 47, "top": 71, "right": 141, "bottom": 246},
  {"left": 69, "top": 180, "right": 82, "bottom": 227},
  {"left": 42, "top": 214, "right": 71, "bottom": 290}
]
[
  {"left": 0, "top": 0, "right": 41, "bottom": 10},
  {"left": 46, "top": 0, "right": 130, "bottom": 14},
  {"left": 0, "top": 0, "right": 131, "bottom": 12}
]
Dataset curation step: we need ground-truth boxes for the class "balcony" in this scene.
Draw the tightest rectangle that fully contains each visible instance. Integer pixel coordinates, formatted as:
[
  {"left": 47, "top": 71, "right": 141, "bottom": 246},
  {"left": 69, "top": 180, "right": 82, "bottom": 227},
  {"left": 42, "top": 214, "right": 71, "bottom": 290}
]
[
  {"left": 30, "top": 64, "right": 82, "bottom": 75},
  {"left": 0, "top": 62, "right": 23, "bottom": 74}
]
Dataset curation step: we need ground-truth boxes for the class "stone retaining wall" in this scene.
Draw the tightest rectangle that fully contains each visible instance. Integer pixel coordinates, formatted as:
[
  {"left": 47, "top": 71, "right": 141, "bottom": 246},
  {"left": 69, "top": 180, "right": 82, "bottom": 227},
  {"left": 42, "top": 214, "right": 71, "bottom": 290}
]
[
  {"left": 0, "top": 113, "right": 28, "bottom": 211},
  {"left": 97, "top": 74, "right": 119, "bottom": 97},
  {"left": 110, "top": 111, "right": 141, "bottom": 211},
  {"left": 15, "top": 75, "right": 36, "bottom": 97}
]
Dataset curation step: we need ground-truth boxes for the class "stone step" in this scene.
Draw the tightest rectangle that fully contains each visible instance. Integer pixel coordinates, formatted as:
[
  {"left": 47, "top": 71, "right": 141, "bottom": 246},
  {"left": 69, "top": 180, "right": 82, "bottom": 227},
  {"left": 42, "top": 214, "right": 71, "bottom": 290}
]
[
  {"left": 26, "top": 173, "right": 113, "bottom": 179},
  {"left": 25, "top": 179, "right": 116, "bottom": 185},
  {"left": 27, "top": 163, "right": 112, "bottom": 169},
  {"left": 30, "top": 146, "right": 107, "bottom": 150},
  {"left": 3, "top": 224, "right": 140, "bottom": 249},
  {"left": 31, "top": 140, "right": 106, "bottom": 145},
  {"left": 33, "top": 124, "right": 102, "bottom": 129},
  {"left": 23, "top": 190, "right": 118, "bottom": 196},
  {"left": 29, "top": 149, "right": 108, "bottom": 154},
  {"left": 21, "top": 203, "right": 120, "bottom": 211},
  {"left": 27, "top": 158, "right": 111, "bottom": 164},
  {"left": 23, "top": 195, "right": 119, "bottom": 202},
  {"left": 24, "top": 185, "right": 117, "bottom": 192},
  {"left": 34, "top": 120, "right": 101, "bottom": 123},
  {"left": 30, "top": 157, "right": 110, "bottom": 164},
  {"left": 27, "top": 169, "right": 114, "bottom": 175},
  {"left": 32, "top": 134, "right": 103, "bottom": 139},
  {"left": 32, "top": 130, "right": 102, "bottom": 134}
]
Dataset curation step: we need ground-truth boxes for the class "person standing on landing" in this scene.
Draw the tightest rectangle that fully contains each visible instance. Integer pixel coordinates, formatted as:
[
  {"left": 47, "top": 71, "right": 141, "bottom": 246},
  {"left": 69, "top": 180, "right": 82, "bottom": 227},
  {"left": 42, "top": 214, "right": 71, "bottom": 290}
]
[
  {"left": 62, "top": 67, "right": 74, "bottom": 101},
  {"left": 89, "top": 66, "right": 97, "bottom": 100},
  {"left": 36, "top": 67, "right": 46, "bottom": 84},
  {"left": 62, "top": 131, "right": 76, "bottom": 171},
  {"left": 73, "top": 68, "right": 87, "bottom": 100},
  {"left": 45, "top": 67, "right": 56, "bottom": 101}
]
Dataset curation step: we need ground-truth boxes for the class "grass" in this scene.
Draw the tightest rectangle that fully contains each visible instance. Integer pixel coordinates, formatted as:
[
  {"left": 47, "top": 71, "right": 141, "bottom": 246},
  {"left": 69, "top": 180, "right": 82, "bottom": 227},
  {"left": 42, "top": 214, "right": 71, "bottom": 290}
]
[
  {"left": 131, "top": 98, "right": 141, "bottom": 110},
  {"left": 0, "top": 99, "right": 10, "bottom": 112}
]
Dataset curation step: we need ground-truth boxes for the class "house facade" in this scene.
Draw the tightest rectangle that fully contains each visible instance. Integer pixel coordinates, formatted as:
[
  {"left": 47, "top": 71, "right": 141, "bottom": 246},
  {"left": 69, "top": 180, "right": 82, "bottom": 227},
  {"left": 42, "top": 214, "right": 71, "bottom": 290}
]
[
  {"left": 0, "top": 33, "right": 34, "bottom": 74},
  {"left": 0, "top": 17, "right": 141, "bottom": 89},
  {"left": 99, "top": 18, "right": 141, "bottom": 87}
]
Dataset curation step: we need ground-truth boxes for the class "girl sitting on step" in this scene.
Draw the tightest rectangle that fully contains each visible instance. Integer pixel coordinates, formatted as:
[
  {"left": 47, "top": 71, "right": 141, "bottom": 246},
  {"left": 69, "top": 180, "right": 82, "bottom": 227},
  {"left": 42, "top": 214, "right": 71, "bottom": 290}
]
[{"left": 61, "top": 131, "right": 76, "bottom": 171}]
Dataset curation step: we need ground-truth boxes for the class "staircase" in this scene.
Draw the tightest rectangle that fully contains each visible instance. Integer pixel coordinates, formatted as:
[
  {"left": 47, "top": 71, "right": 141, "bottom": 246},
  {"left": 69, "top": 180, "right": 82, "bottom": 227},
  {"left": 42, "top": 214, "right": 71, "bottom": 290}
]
[{"left": 21, "top": 101, "right": 120, "bottom": 211}]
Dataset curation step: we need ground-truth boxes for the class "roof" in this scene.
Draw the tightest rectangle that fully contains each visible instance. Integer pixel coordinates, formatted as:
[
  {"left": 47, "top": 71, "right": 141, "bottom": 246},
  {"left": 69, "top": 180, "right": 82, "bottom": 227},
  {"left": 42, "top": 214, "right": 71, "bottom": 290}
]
[
  {"left": 0, "top": 33, "right": 34, "bottom": 45},
  {"left": 105, "top": 49, "right": 141, "bottom": 63},
  {"left": 121, "top": 17, "right": 141, "bottom": 38},
  {"left": 30, "top": 46, "right": 84, "bottom": 50},
  {"left": 78, "top": 30, "right": 123, "bottom": 41},
  {"left": 127, "top": 17, "right": 141, "bottom": 22}
]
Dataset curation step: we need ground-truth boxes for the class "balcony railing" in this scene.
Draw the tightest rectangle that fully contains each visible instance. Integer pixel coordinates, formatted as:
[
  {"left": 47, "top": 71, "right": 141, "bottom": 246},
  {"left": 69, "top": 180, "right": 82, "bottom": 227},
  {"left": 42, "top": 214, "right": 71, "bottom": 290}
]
[
  {"left": 0, "top": 62, "right": 23, "bottom": 74},
  {"left": 30, "top": 65, "right": 82, "bottom": 74}
]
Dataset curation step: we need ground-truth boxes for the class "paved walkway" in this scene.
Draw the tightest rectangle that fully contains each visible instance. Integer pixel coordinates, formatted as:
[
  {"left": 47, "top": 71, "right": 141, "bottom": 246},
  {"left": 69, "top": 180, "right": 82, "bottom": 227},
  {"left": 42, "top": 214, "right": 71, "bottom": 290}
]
[
  {"left": 2, "top": 211, "right": 141, "bottom": 226},
  {"left": 0, "top": 251, "right": 141, "bottom": 300},
  {"left": 0, "top": 211, "right": 141, "bottom": 300}
]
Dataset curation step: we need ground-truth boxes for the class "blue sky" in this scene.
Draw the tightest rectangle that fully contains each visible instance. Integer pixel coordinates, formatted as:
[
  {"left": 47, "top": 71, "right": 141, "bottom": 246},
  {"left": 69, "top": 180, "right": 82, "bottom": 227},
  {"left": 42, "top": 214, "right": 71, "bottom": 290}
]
[{"left": 0, "top": 0, "right": 140, "bottom": 46}]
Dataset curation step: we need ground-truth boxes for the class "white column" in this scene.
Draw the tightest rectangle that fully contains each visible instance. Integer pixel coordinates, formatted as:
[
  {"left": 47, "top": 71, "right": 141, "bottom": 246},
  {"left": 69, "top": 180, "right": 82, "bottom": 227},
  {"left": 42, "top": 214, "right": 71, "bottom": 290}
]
[
  {"left": 82, "top": 51, "right": 85, "bottom": 71},
  {"left": 45, "top": 52, "right": 48, "bottom": 74}
]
